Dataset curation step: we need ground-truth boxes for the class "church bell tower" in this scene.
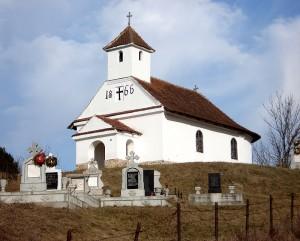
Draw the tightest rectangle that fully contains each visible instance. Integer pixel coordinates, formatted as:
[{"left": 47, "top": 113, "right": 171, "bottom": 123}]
[{"left": 103, "top": 13, "right": 155, "bottom": 83}]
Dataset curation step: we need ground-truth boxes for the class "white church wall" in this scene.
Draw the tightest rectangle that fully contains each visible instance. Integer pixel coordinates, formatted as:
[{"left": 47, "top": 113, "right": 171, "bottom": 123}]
[
  {"left": 115, "top": 134, "right": 138, "bottom": 160},
  {"left": 107, "top": 46, "right": 151, "bottom": 82},
  {"left": 130, "top": 48, "right": 151, "bottom": 82},
  {"left": 75, "top": 133, "right": 117, "bottom": 166},
  {"left": 78, "top": 77, "right": 159, "bottom": 119},
  {"left": 120, "top": 111, "right": 165, "bottom": 162},
  {"left": 162, "top": 113, "right": 252, "bottom": 163}
]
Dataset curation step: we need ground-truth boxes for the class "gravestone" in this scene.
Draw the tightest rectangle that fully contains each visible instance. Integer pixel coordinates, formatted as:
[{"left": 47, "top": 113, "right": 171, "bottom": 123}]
[
  {"left": 121, "top": 152, "right": 145, "bottom": 197},
  {"left": 208, "top": 173, "right": 221, "bottom": 193},
  {"left": 46, "top": 166, "right": 62, "bottom": 190},
  {"left": 291, "top": 140, "right": 300, "bottom": 169},
  {"left": 143, "top": 170, "right": 154, "bottom": 196},
  {"left": 20, "top": 143, "right": 47, "bottom": 192},
  {"left": 83, "top": 160, "right": 103, "bottom": 195},
  {"left": 143, "top": 170, "right": 162, "bottom": 196}
]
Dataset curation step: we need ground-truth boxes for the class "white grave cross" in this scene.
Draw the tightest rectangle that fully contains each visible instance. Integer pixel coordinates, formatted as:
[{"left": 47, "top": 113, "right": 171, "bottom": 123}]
[
  {"left": 126, "top": 151, "right": 139, "bottom": 164},
  {"left": 27, "top": 143, "right": 42, "bottom": 157}
]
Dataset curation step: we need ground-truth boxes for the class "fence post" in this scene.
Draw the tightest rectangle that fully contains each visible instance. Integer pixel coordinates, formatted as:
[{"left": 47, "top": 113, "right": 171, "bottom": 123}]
[
  {"left": 245, "top": 199, "right": 249, "bottom": 240},
  {"left": 134, "top": 222, "right": 142, "bottom": 241},
  {"left": 269, "top": 195, "right": 274, "bottom": 236},
  {"left": 66, "top": 229, "right": 72, "bottom": 241},
  {"left": 177, "top": 202, "right": 181, "bottom": 241},
  {"left": 215, "top": 202, "right": 219, "bottom": 241},
  {"left": 291, "top": 193, "right": 295, "bottom": 233}
]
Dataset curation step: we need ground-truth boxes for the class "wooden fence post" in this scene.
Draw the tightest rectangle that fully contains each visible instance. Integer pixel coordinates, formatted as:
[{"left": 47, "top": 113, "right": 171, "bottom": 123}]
[
  {"left": 269, "top": 195, "right": 274, "bottom": 236},
  {"left": 245, "top": 199, "right": 249, "bottom": 240},
  {"left": 291, "top": 193, "right": 295, "bottom": 233},
  {"left": 134, "top": 222, "right": 142, "bottom": 241},
  {"left": 66, "top": 229, "right": 72, "bottom": 241},
  {"left": 215, "top": 202, "right": 219, "bottom": 241},
  {"left": 177, "top": 202, "right": 181, "bottom": 241}
]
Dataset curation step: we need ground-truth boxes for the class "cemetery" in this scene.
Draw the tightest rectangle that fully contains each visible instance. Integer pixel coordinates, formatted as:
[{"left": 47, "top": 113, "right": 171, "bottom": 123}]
[{"left": 0, "top": 143, "right": 169, "bottom": 208}]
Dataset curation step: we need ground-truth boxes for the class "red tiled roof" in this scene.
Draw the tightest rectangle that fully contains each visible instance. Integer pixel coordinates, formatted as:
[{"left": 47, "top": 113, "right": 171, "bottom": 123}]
[
  {"left": 135, "top": 77, "right": 260, "bottom": 143},
  {"left": 97, "top": 116, "right": 142, "bottom": 135},
  {"left": 103, "top": 26, "right": 155, "bottom": 52}
]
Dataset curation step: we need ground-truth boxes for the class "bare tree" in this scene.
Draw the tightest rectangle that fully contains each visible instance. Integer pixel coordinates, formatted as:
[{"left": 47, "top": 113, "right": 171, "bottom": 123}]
[{"left": 254, "top": 93, "right": 300, "bottom": 168}]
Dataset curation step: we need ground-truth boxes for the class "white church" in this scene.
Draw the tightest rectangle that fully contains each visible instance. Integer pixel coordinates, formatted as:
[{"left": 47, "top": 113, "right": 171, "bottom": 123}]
[{"left": 68, "top": 21, "right": 260, "bottom": 170}]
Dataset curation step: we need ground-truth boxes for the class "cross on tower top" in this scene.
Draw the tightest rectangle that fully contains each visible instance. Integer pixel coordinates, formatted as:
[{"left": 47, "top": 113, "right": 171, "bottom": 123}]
[
  {"left": 193, "top": 85, "right": 199, "bottom": 92},
  {"left": 127, "top": 11, "right": 133, "bottom": 26}
]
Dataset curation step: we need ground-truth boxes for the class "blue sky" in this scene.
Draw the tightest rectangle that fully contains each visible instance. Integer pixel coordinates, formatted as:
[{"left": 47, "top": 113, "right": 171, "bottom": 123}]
[{"left": 0, "top": 0, "right": 299, "bottom": 171}]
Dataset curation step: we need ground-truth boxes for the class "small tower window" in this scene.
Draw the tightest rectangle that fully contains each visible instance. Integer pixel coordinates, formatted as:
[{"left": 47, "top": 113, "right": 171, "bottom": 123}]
[
  {"left": 196, "top": 130, "right": 203, "bottom": 153},
  {"left": 231, "top": 138, "right": 238, "bottom": 160},
  {"left": 139, "top": 51, "right": 142, "bottom": 61},
  {"left": 119, "top": 51, "right": 123, "bottom": 62}
]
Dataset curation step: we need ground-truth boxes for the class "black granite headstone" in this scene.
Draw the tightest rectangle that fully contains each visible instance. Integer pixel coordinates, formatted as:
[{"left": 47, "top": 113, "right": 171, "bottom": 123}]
[
  {"left": 46, "top": 172, "right": 58, "bottom": 190},
  {"left": 143, "top": 170, "right": 154, "bottom": 196},
  {"left": 127, "top": 170, "right": 139, "bottom": 189},
  {"left": 208, "top": 173, "right": 221, "bottom": 193}
]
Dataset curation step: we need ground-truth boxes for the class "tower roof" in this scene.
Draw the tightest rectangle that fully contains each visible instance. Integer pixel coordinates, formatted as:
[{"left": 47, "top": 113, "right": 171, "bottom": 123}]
[{"left": 103, "top": 26, "right": 155, "bottom": 52}]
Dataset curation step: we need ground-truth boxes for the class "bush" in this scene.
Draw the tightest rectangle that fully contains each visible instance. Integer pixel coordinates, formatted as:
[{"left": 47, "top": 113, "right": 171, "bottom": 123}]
[{"left": 0, "top": 147, "right": 19, "bottom": 179}]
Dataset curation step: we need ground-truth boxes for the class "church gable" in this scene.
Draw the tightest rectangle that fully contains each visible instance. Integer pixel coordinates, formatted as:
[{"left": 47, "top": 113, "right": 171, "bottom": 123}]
[
  {"left": 77, "top": 116, "right": 111, "bottom": 134},
  {"left": 77, "top": 77, "right": 161, "bottom": 120},
  {"left": 75, "top": 115, "right": 141, "bottom": 137}
]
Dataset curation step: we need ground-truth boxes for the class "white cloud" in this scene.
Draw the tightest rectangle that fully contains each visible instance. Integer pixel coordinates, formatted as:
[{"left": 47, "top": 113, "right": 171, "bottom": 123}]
[{"left": 0, "top": 35, "right": 104, "bottom": 160}]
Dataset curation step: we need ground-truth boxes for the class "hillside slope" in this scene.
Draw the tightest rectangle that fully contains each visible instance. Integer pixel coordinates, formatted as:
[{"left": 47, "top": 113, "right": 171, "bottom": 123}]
[
  {"left": 103, "top": 162, "right": 300, "bottom": 199},
  {"left": 2, "top": 162, "right": 300, "bottom": 241}
]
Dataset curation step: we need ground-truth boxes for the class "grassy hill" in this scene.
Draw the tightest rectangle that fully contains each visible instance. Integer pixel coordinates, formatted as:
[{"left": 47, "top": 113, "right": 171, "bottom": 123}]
[{"left": 2, "top": 162, "right": 300, "bottom": 241}]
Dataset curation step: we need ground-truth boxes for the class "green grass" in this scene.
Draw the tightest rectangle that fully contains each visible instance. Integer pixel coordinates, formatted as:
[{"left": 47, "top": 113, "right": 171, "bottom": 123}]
[{"left": 2, "top": 162, "right": 300, "bottom": 241}]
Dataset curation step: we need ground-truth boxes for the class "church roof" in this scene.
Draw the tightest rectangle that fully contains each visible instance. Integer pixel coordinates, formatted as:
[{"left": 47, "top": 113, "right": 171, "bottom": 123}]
[
  {"left": 72, "top": 116, "right": 141, "bottom": 137},
  {"left": 103, "top": 26, "right": 155, "bottom": 52},
  {"left": 97, "top": 116, "right": 142, "bottom": 135},
  {"left": 135, "top": 77, "right": 260, "bottom": 143}
]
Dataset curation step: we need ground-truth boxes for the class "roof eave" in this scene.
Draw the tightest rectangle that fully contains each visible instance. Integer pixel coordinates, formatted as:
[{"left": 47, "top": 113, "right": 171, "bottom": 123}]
[
  {"left": 165, "top": 108, "right": 260, "bottom": 143},
  {"left": 103, "top": 43, "right": 155, "bottom": 53}
]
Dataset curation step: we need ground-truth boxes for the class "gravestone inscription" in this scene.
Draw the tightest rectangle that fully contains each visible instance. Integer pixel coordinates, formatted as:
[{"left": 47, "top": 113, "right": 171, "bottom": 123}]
[
  {"left": 127, "top": 169, "right": 139, "bottom": 189},
  {"left": 46, "top": 172, "right": 58, "bottom": 190},
  {"left": 121, "top": 152, "right": 145, "bottom": 197},
  {"left": 208, "top": 173, "right": 221, "bottom": 193}
]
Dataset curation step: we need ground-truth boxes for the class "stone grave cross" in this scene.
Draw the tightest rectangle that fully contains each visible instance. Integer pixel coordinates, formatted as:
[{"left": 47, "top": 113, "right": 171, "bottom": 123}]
[
  {"left": 27, "top": 143, "right": 42, "bottom": 157},
  {"left": 126, "top": 151, "right": 139, "bottom": 164}
]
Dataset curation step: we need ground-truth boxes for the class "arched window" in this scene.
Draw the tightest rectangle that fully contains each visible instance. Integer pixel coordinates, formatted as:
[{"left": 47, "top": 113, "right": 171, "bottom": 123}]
[
  {"left": 126, "top": 139, "right": 134, "bottom": 156},
  {"left": 231, "top": 138, "right": 238, "bottom": 160},
  {"left": 139, "top": 51, "right": 142, "bottom": 61},
  {"left": 196, "top": 130, "right": 203, "bottom": 153},
  {"left": 119, "top": 51, "right": 123, "bottom": 62}
]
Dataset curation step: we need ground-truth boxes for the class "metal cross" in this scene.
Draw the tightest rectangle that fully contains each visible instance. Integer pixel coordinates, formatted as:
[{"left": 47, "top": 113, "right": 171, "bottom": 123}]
[
  {"left": 126, "top": 151, "right": 139, "bottom": 163},
  {"left": 127, "top": 11, "right": 133, "bottom": 26},
  {"left": 27, "top": 142, "right": 42, "bottom": 157},
  {"left": 193, "top": 85, "right": 199, "bottom": 92}
]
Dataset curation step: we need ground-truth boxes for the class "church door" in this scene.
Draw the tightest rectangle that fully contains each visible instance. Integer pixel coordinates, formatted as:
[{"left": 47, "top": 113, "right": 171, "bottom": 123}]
[{"left": 94, "top": 142, "right": 105, "bottom": 168}]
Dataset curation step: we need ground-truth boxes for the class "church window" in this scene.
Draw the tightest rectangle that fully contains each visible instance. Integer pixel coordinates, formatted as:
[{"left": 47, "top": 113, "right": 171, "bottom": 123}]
[
  {"left": 231, "top": 138, "right": 238, "bottom": 160},
  {"left": 126, "top": 139, "right": 134, "bottom": 156},
  {"left": 196, "top": 130, "right": 203, "bottom": 153},
  {"left": 139, "top": 51, "right": 142, "bottom": 61},
  {"left": 119, "top": 51, "right": 123, "bottom": 62}
]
